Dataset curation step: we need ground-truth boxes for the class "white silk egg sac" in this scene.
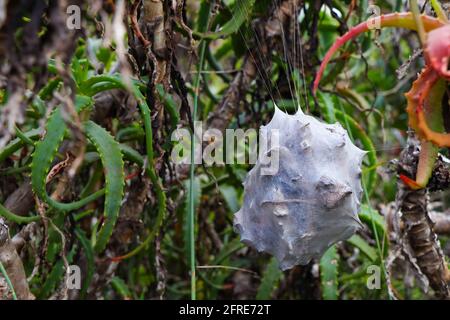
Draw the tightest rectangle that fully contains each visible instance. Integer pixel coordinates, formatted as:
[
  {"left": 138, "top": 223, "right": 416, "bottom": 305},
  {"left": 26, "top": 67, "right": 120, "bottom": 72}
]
[{"left": 234, "top": 106, "right": 366, "bottom": 270}]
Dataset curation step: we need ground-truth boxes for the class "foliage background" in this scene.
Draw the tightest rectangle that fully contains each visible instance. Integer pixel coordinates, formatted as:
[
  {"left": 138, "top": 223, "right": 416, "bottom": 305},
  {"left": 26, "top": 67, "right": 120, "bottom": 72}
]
[{"left": 0, "top": 0, "right": 449, "bottom": 300}]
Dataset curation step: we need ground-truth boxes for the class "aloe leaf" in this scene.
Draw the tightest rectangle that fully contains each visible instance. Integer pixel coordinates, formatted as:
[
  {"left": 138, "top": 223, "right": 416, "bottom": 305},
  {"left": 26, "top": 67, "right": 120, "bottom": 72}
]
[
  {"left": 256, "top": 257, "right": 283, "bottom": 300},
  {"left": 31, "top": 96, "right": 106, "bottom": 213},
  {"left": 84, "top": 120, "right": 124, "bottom": 253},
  {"left": 347, "top": 235, "right": 377, "bottom": 262}
]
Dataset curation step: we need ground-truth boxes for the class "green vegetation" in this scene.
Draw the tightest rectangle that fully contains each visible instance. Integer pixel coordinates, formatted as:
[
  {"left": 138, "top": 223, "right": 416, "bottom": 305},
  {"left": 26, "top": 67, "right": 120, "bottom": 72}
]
[{"left": 0, "top": 0, "right": 449, "bottom": 300}]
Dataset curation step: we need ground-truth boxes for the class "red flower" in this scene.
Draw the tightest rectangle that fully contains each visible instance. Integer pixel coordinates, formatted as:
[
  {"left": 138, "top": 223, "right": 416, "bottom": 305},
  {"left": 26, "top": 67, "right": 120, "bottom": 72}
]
[{"left": 425, "top": 24, "right": 450, "bottom": 80}]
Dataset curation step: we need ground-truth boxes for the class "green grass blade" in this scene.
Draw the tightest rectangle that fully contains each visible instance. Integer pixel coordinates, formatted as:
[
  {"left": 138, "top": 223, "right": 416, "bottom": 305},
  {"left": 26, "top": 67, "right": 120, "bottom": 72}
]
[
  {"left": 187, "top": 0, "right": 212, "bottom": 300},
  {"left": 75, "top": 228, "right": 95, "bottom": 297},
  {"left": 0, "top": 261, "right": 18, "bottom": 300},
  {"left": 111, "top": 277, "right": 132, "bottom": 299},
  {"left": 320, "top": 245, "right": 339, "bottom": 300},
  {"left": 0, "top": 128, "right": 41, "bottom": 163}
]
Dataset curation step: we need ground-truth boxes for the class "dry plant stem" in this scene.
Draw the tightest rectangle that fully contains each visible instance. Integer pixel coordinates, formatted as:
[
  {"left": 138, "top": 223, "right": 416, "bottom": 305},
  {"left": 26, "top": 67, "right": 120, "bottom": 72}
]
[
  {"left": 49, "top": 154, "right": 75, "bottom": 203},
  {"left": 427, "top": 154, "right": 450, "bottom": 191},
  {"left": 46, "top": 153, "right": 73, "bottom": 184},
  {"left": 174, "top": 0, "right": 194, "bottom": 49},
  {"left": 141, "top": 0, "right": 167, "bottom": 84},
  {"left": 131, "top": 0, "right": 150, "bottom": 47},
  {"left": 0, "top": 90, "right": 25, "bottom": 149},
  {"left": 35, "top": 196, "right": 49, "bottom": 270},
  {"left": 387, "top": 206, "right": 450, "bottom": 237},
  {"left": 429, "top": 212, "right": 450, "bottom": 235},
  {"left": 206, "top": 54, "right": 257, "bottom": 133},
  {"left": 265, "top": 0, "right": 302, "bottom": 37},
  {"left": 398, "top": 188, "right": 449, "bottom": 297},
  {"left": 206, "top": 0, "right": 300, "bottom": 133},
  {"left": 142, "top": 0, "right": 166, "bottom": 58},
  {"left": 4, "top": 180, "right": 34, "bottom": 217},
  {"left": 0, "top": 219, "right": 34, "bottom": 299},
  {"left": 397, "top": 138, "right": 450, "bottom": 298},
  {"left": 200, "top": 209, "right": 223, "bottom": 250}
]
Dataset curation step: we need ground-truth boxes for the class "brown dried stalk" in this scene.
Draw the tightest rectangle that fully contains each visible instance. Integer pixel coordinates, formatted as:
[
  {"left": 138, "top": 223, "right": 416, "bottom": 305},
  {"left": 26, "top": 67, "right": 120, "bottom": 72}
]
[
  {"left": 206, "top": 54, "right": 257, "bottom": 133},
  {"left": 206, "top": 0, "right": 301, "bottom": 133},
  {"left": 396, "top": 136, "right": 450, "bottom": 298},
  {"left": 0, "top": 218, "right": 34, "bottom": 299},
  {"left": 142, "top": 0, "right": 166, "bottom": 58}
]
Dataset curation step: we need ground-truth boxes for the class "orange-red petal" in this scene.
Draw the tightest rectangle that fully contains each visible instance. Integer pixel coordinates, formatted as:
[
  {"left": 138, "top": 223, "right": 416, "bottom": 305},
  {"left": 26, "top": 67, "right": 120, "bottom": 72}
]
[
  {"left": 399, "top": 174, "right": 423, "bottom": 190},
  {"left": 425, "top": 24, "right": 450, "bottom": 80}
]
